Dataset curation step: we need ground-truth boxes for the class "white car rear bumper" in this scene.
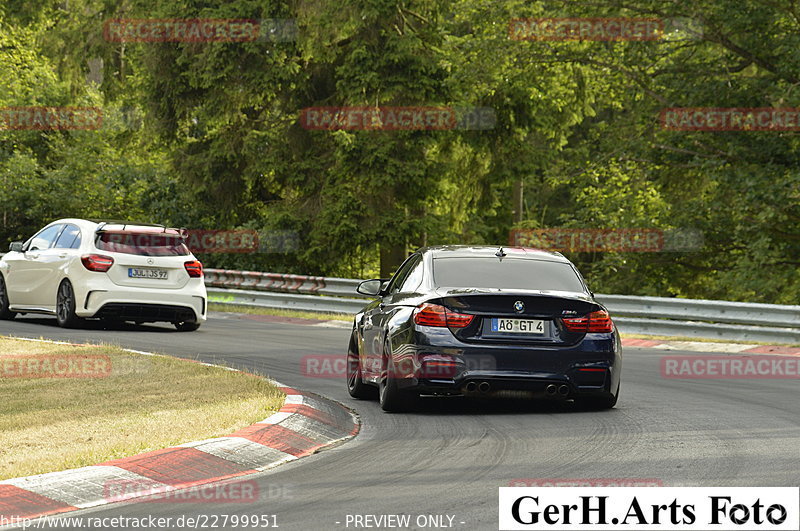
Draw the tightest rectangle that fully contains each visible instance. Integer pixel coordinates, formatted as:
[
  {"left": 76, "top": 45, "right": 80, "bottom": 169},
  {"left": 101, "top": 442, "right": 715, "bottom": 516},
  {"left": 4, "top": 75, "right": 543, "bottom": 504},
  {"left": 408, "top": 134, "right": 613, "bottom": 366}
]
[{"left": 76, "top": 280, "right": 207, "bottom": 322}]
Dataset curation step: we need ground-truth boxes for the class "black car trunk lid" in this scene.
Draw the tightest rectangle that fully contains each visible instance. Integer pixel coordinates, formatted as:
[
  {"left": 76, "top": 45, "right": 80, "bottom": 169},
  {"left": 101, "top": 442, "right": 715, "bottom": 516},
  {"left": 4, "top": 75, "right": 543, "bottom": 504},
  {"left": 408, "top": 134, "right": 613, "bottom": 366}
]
[{"left": 433, "top": 289, "right": 602, "bottom": 345}]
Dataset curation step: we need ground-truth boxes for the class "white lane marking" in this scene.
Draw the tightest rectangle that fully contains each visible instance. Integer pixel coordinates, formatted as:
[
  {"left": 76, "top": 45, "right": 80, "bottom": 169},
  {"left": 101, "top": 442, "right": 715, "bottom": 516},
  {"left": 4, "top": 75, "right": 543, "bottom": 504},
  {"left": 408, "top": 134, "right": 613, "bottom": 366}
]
[
  {"left": 284, "top": 394, "right": 305, "bottom": 405},
  {"left": 1, "top": 465, "right": 167, "bottom": 509},
  {"left": 655, "top": 341, "right": 765, "bottom": 353},
  {"left": 311, "top": 320, "right": 351, "bottom": 329},
  {"left": 180, "top": 436, "right": 297, "bottom": 468},
  {"left": 258, "top": 411, "right": 294, "bottom": 424}
]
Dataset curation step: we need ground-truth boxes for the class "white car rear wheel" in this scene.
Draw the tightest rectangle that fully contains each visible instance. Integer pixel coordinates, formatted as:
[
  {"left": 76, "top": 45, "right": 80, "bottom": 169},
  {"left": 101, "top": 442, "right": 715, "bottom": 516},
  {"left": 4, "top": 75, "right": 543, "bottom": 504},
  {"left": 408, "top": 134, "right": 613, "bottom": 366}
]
[
  {"left": 0, "top": 275, "right": 16, "bottom": 320},
  {"left": 56, "top": 280, "right": 83, "bottom": 328},
  {"left": 174, "top": 321, "right": 200, "bottom": 331}
]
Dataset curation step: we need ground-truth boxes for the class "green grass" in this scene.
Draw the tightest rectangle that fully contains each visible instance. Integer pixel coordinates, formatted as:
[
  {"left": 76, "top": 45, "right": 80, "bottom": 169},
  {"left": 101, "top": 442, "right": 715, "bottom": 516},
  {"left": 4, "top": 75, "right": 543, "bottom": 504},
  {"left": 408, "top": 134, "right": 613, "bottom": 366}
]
[
  {"left": 209, "top": 303, "right": 352, "bottom": 322},
  {"left": 0, "top": 337, "right": 284, "bottom": 480}
]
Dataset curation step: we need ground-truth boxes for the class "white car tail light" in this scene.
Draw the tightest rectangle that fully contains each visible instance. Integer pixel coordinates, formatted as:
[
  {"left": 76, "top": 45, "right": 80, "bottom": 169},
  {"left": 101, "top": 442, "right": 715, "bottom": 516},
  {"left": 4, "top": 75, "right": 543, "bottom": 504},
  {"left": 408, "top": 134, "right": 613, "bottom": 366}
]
[
  {"left": 184, "top": 260, "right": 203, "bottom": 278},
  {"left": 81, "top": 254, "right": 114, "bottom": 272}
]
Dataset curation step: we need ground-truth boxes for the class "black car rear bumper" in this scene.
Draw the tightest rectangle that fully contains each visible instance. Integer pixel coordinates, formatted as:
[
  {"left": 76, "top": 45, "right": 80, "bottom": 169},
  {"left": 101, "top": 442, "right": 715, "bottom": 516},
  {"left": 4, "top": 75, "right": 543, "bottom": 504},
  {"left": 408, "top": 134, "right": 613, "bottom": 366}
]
[
  {"left": 387, "top": 329, "right": 621, "bottom": 399},
  {"left": 415, "top": 372, "right": 617, "bottom": 399}
]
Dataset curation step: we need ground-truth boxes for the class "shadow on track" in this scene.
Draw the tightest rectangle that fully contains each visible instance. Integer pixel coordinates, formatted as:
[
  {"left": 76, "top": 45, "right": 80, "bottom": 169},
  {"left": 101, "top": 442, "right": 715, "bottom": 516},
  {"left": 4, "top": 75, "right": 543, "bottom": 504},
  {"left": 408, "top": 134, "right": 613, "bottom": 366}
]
[
  {"left": 402, "top": 395, "right": 621, "bottom": 416},
  {"left": 10, "top": 316, "right": 179, "bottom": 333}
]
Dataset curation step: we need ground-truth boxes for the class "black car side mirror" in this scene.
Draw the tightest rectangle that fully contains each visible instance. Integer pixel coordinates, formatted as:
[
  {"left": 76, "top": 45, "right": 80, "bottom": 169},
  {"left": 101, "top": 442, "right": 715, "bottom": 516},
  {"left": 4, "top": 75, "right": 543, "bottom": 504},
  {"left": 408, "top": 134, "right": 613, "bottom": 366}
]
[
  {"left": 357, "top": 278, "right": 391, "bottom": 297},
  {"left": 356, "top": 279, "right": 383, "bottom": 297},
  {"left": 9, "top": 241, "right": 23, "bottom": 253}
]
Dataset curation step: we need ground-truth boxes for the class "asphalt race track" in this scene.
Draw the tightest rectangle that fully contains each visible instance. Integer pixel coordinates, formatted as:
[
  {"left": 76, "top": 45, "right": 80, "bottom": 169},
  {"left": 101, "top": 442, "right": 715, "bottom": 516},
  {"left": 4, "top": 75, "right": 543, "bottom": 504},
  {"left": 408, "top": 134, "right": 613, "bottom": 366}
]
[{"left": 1, "top": 312, "right": 798, "bottom": 530}]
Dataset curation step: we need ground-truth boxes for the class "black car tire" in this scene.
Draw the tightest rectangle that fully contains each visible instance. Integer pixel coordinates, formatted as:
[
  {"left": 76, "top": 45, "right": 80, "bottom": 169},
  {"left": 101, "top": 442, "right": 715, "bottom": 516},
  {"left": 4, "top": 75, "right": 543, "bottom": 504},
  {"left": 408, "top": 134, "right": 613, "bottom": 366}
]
[
  {"left": 56, "top": 280, "right": 83, "bottom": 328},
  {"left": 379, "top": 340, "right": 421, "bottom": 413},
  {"left": 0, "top": 274, "right": 16, "bottom": 320},
  {"left": 347, "top": 332, "right": 377, "bottom": 399},
  {"left": 174, "top": 321, "right": 201, "bottom": 331},
  {"left": 575, "top": 383, "right": 619, "bottom": 410}
]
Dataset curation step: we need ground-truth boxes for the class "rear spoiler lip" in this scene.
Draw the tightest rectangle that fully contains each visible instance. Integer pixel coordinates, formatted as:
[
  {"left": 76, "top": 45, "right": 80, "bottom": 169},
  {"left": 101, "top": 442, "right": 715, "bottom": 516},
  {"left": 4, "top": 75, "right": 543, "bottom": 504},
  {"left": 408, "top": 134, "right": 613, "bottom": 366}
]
[
  {"left": 435, "top": 287, "right": 594, "bottom": 302},
  {"left": 94, "top": 222, "right": 187, "bottom": 238}
]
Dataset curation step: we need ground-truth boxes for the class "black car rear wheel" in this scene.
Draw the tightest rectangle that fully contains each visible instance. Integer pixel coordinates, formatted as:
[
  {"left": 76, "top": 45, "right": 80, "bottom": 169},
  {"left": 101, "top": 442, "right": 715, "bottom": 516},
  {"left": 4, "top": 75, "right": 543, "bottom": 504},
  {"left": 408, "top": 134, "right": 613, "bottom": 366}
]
[
  {"left": 575, "top": 382, "right": 619, "bottom": 410},
  {"left": 0, "top": 274, "right": 16, "bottom": 320},
  {"left": 56, "top": 280, "right": 82, "bottom": 328},
  {"left": 379, "top": 340, "right": 421, "bottom": 413},
  {"left": 347, "top": 332, "right": 377, "bottom": 399}
]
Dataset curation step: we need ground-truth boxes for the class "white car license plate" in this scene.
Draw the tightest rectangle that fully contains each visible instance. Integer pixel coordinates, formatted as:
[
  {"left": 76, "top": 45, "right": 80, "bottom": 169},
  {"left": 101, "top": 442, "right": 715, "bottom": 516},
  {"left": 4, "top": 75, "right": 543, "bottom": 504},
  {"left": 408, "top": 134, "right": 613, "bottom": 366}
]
[
  {"left": 490, "top": 318, "right": 545, "bottom": 334},
  {"left": 128, "top": 267, "right": 168, "bottom": 280}
]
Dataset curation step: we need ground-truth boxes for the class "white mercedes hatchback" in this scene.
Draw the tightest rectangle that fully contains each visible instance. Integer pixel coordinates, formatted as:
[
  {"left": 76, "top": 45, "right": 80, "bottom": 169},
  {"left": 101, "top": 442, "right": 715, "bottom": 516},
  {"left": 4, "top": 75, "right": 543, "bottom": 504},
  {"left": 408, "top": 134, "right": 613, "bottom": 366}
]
[{"left": 0, "top": 219, "right": 207, "bottom": 331}]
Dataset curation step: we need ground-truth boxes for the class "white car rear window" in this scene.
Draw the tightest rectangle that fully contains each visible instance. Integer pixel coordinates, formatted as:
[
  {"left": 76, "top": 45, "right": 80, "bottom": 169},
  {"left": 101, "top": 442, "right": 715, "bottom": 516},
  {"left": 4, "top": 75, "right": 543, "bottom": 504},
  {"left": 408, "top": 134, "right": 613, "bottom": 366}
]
[{"left": 95, "top": 232, "right": 190, "bottom": 256}]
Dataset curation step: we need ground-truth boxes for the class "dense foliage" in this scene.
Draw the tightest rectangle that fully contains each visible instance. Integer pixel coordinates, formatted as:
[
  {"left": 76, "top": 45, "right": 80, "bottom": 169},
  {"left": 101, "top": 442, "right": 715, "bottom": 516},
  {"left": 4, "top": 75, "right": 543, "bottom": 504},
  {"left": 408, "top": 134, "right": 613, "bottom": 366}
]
[{"left": 1, "top": 0, "right": 797, "bottom": 303}]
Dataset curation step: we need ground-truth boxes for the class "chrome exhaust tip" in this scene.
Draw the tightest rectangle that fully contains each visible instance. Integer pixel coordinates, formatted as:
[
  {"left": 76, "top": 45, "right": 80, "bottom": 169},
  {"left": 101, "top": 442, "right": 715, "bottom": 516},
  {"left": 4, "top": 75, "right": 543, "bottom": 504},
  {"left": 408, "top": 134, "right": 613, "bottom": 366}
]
[
  {"left": 545, "top": 384, "right": 557, "bottom": 395},
  {"left": 478, "top": 381, "right": 491, "bottom": 393},
  {"left": 558, "top": 384, "right": 570, "bottom": 396},
  {"left": 465, "top": 382, "right": 477, "bottom": 393}
]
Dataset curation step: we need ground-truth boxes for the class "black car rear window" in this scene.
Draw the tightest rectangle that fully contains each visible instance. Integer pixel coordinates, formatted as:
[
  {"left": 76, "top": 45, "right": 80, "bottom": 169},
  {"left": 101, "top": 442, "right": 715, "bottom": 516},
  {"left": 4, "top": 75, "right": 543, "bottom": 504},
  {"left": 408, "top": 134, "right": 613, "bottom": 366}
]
[
  {"left": 95, "top": 232, "right": 190, "bottom": 256},
  {"left": 432, "top": 257, "right": 586, "bottom": 292}
]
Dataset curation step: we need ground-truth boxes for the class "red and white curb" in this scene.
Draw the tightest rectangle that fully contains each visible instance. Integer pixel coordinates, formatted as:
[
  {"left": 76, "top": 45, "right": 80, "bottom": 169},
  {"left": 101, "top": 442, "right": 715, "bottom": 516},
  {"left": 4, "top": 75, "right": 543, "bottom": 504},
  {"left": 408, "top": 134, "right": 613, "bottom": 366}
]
[
  {"left": 0, "top": 339, "right": 359, "bottom": 523},
  {"left": 621, "top": 337, "right": 800, "bottom": 356}
]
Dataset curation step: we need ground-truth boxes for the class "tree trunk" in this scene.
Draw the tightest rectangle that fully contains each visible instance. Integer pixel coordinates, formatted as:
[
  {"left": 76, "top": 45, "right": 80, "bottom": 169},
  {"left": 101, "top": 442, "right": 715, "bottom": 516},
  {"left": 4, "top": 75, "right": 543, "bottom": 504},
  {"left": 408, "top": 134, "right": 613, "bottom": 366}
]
[
  {"left": 512, "top": 178, "right": 524, "bottom": 224},
  {"left": 380, "top": 242, "right": 406, "bottom": 278}
]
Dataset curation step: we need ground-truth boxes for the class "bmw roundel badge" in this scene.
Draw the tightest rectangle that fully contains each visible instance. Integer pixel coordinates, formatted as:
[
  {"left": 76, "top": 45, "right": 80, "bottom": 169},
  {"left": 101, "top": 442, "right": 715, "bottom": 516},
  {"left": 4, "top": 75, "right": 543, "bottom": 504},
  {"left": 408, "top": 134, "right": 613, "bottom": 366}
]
[{"left": 514, "top": 300, "right": 525, "bottom": 313}]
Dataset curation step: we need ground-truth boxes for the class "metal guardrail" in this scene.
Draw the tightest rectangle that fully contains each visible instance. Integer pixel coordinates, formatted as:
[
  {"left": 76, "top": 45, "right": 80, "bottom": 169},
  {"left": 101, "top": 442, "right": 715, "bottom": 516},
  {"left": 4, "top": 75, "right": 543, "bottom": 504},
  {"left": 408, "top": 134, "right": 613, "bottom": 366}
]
[
  {"left": 204, "top": 269, "right": 358, "bottom": 297},
  {"left": 207, "top": 287, "right": 367, "bottom": 314},
  {"left": 204, "top": 269, "right": 800, "bottom": 344}
]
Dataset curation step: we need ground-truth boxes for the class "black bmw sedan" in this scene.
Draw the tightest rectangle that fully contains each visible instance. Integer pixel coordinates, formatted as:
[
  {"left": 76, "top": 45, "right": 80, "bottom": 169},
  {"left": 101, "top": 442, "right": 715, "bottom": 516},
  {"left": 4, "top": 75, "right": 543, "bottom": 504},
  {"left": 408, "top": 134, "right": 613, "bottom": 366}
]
[{"left": 346, "top": 245, "right": 621, "bottom": 412}]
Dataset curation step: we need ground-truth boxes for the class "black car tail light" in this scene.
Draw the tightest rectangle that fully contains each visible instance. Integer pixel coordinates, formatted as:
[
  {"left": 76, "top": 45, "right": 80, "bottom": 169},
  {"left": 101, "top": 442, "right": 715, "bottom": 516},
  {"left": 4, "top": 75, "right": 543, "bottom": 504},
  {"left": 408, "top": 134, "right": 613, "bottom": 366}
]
[
  {"left": 561, "top": 310, "right": 613, "bottom": 333},
  {"left": 81, "top": 254, "right": 114, "bottom": 272},
  {"left": 445, "top": 309, "right": 474, "bottom": 328},
  {"left": 413, "top": 303, "right": 474, "bottom": 328}
]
